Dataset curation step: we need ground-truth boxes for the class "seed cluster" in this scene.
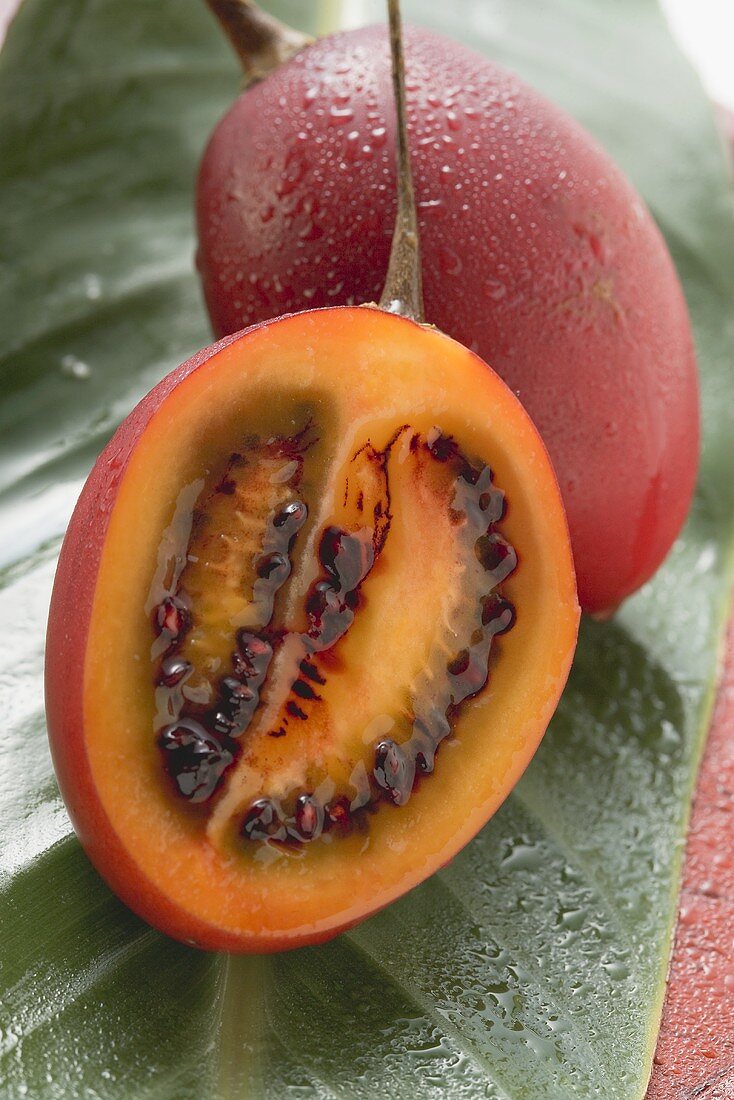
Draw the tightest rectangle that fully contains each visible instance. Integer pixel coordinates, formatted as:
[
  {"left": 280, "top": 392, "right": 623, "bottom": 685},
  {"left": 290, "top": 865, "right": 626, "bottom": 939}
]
[
  {"left": 151, "top": 428, "right": 517, "bottom": 842},
  {"left": 237, "top": 445, "right": 516, "bottom": 842},
  {"left": 154, "top": 492, "right": 307, "bottom": 803}
]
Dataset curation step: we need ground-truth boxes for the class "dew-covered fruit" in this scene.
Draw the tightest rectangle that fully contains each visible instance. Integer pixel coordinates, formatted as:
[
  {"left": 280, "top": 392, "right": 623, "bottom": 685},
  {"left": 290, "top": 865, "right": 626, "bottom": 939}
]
[
  {"left": 196, "top": 25, "right": 700, "bottom": 616},
  {"left": 45, "top": 306, "right": 578, "bottom": 952}
]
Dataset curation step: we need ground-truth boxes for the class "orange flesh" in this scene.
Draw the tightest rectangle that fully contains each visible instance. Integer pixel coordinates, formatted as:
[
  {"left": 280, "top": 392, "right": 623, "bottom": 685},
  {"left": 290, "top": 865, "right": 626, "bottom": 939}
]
[{"left": 81, "top": 307, "right": 578, "bottom": 950}]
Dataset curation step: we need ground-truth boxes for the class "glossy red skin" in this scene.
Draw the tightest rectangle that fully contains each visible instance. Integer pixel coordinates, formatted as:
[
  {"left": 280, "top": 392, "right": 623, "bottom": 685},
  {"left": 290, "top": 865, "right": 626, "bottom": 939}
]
[
  {"left": 647, "top": 115, "right": 734, "bottom": 1054},
  {"left": 647, "top": 612, "right": 734, "bottom": 1099},
  {"left": 196, "top": 25, "right": 700, "bottom": 615},
  {"left": 44, "top": 324, "right": 356, "bottom": 952}
]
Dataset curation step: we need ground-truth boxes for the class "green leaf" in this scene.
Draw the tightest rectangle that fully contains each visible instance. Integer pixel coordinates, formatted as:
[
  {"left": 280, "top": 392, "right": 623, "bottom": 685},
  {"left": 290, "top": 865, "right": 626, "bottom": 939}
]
[{"left": 1, "top": 0, "right": 732, "bottom": 1097}]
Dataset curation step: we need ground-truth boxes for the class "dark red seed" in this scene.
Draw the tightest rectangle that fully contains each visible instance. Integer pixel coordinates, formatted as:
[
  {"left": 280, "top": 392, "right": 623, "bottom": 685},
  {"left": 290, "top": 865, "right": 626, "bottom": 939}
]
[
  {"left": 273, "top": 500, "right": 308, "bottom": 528},
  {"left": 158, "top": 719, "right": 233, "bottom": 803},
  {"left": 447, "top": 649, "right": 471, "bottom": 677},
  {"left": 256, "top": 551, "right": 290, "bottom": 582},
  {"left": 319, "top": 526, "right": 344, "bottom": 577},
  {"left": 235, "top": 632, "right": 273, "bottom": 677},
  {"left": 216, "top": 677, "right": 259, "bottom": 736},
  {"left": 426, "top": 430, "right": 458, "bottom": 463},
  {"left": 241, "top": 798, "right": 284, "bottom": 841},
  {"left": 155, "top": 596, "right": 189, "bottom": 638},
  {"left": 306, "top": 579, "right": 341, "bottom": 620},
  {"left": 307, "top": 591, "right": 353, "bottom": 647},
  {"left": 326, "top": 797, "right": 352, "bottom": 829},
  {"left": 410, "top": 729, "right": 436, "bottom": 775},
  {"left": 482, "top": 594, "right": 516, "bottom": 634},
  {"left": 374, "top": 739, "right": 415, "bottom": 806},
  {"left": 240, "top": 634, "right": 271, "bottom": 658},
  {"left": 459, "top": 461, "right": 481, "bottom": 486},
  {"left": 286, "top": 700, "right": 308, "bottom": 720},
  {"left": 212, "top": 711, "right": 236, "bottom": 735},
  {"left": 158, "top": 656, "right": 191, "bottom": 687},
  {"left": 313, "top": 578, "right": 339, "bottom": 601},
  {"left": 294, "top": 794, "right": 323, "bottom": 840},
  {"left": 221, "top": 677, "right": 255, "bottom": 705},
  {"left": 479, "top": 489, "right": 506, "bottom": 523},
  {"left": 475, "top": 534, "right": 518, "bottom": 581},
  {"left": 319, "top": 528, "right": 373, "bottom": 591},
  {"left": 450, "top": 656, "right": 490, "bottom": 706},
  {"left": 415, "top": 747, "right": 435, "bottom": 775}
]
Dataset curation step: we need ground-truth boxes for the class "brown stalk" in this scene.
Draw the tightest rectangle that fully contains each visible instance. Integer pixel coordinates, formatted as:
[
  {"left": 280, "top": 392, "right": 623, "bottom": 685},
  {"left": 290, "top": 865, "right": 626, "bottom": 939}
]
[
  {"left": 378, "top": 0, "right": 424, "bottom": 322},
  {"left": 204, "top": 0, "right": 312, "bottom": 85}
]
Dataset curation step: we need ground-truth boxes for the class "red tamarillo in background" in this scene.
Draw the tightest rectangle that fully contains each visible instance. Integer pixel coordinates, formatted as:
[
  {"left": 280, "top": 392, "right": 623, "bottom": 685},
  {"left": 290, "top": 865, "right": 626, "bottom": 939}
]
[{"left": 196, "top": 2, "right": 700, "bottom": 616}]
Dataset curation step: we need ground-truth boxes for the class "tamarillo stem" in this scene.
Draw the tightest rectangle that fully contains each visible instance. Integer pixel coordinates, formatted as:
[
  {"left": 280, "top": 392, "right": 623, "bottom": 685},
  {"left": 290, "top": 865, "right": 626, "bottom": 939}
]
[
  {"left": 378, "top": 0, "right": 425, "bottom": 323},
  {"left": 204, "top": 0, "right": 312, "bottom": 85}
]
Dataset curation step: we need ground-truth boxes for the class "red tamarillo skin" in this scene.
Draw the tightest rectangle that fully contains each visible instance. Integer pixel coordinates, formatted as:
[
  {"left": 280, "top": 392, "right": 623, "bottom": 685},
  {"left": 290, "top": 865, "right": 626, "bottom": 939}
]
[
  {"left": 647, "top": 614, "right": 734, "bottom": 1099},
  {"left": 196, "top": 25, "right": 700, "bottom": 615}
]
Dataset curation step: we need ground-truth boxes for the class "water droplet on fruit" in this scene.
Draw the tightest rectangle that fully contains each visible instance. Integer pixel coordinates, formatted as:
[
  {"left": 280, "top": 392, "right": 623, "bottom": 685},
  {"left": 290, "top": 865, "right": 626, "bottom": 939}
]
[
  {"left": 329, "top": 106, "right": 354, "bottom": 124},
  {"left": 439, "top": 247, "right": 463, "bottom": 277},
  {"left": 276, "top": 152, "right": 307, "bottom": 196}
]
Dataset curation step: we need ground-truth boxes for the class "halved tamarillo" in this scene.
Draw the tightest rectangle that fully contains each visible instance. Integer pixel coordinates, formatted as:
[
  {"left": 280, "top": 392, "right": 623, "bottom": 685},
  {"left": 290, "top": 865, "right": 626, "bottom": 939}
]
[
  {"left": 45, "top": 2, "right": 579, "bottom": 952},
  {"left": 45, "top": 307, "right": 578, "bottom": 950}
]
